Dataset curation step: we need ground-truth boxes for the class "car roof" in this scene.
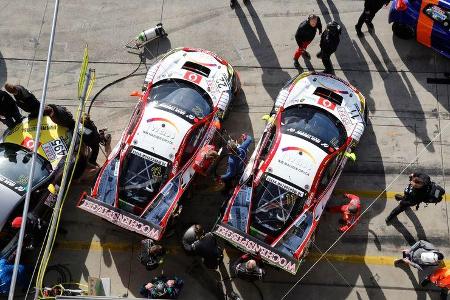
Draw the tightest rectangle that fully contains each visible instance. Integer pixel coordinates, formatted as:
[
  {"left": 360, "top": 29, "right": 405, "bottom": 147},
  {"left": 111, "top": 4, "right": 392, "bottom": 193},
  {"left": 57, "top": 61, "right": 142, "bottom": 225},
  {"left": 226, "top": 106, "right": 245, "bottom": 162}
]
[
  {"left": 146, "top": 48, "right": 233, "bottom": 110},
  {"left": 278, "top": 72, "right": 365, "bottom": 136}
]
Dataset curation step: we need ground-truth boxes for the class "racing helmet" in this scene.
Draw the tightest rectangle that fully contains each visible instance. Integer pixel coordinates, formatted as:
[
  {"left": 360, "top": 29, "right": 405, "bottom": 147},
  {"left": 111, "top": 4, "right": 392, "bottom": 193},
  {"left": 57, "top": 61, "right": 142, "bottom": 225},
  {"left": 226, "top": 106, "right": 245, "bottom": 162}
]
[{"left": 327, "top": 21, "right": 341, "bottom": 35}]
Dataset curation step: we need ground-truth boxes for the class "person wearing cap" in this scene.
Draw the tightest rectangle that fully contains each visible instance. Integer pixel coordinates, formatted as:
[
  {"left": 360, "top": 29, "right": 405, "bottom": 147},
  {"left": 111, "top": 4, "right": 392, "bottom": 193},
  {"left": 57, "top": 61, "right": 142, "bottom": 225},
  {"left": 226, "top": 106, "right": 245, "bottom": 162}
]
[
  {"left": 395, "top": 240, "right": 444, "bottom": 272},
  {"left": 233, "top": 253, "right": 265, "bottom": 281},
  {"left": 421, "top": 267, "right": 450, "bottom": 299},
  {"left": 327, "top": 193, "right": 361, "bottom": 233},
  {"left": 293, "top": 15, "right": 322, "bottom": 70},
  {"left": 386, "top": 172, "right": 432, "bottom": 224},
  {"left": 0, "top": 90, "right": 23, "bottom": 129},
  {"left": 316, "top": 21, "right": 342, "bottom": 74},
  {"left": 220, "top": 133, "right": 253, "bottom": 195},
  {"left": 355, "top": 0, "right": 391, "bottom": 37}
]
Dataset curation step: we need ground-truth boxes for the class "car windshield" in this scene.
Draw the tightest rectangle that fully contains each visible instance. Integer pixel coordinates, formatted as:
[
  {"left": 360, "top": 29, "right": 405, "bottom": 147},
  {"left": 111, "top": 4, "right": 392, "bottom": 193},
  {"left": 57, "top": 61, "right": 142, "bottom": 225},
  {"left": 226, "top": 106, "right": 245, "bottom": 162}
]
[
  {"left": 119, "top": 148, "right": 170, "bottom": 208},
  {"left": 252, "top": 175, "right": 307, "bottom": 237},
  {"left": 0, "top": 143, "right": 51, "bottom": 195},
  {"left": 281, "top": 105, "right": 346, "bottom": 149},
  {"left": 149, "top": 80, "right": 213, "bottom": 119}
]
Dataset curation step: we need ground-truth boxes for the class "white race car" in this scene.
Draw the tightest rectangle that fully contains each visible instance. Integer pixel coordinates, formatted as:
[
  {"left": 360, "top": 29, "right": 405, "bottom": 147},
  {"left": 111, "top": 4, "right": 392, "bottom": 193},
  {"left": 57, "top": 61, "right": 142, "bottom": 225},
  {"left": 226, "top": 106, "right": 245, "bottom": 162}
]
[
  {"left": 214, "top": 72, "right": 366, "bottom": 274},
  {"left": 78, "top": 47, "right": 240, "bottom": 240}
]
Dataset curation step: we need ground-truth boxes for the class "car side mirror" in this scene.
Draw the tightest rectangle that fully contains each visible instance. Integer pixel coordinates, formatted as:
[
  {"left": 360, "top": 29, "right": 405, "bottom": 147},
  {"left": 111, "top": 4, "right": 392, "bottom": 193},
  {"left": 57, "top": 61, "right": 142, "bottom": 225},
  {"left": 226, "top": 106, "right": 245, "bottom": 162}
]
[
  {"left": 11, "top": 217, "right": 23, "bottom": 229},
  {"left": 344, "top": 152, "right": 356, "bottom": 161},
  {"left": 130, "top": 90, "right": 143, "bottom": 97}
]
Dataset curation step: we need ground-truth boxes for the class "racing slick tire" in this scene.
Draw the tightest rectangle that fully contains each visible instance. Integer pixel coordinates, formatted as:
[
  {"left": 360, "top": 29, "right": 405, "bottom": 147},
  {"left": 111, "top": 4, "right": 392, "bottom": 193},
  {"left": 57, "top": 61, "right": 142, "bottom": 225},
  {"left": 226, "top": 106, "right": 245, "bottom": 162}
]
[{"left": 392, "top": 22, "right": 414, "bottom": 40}]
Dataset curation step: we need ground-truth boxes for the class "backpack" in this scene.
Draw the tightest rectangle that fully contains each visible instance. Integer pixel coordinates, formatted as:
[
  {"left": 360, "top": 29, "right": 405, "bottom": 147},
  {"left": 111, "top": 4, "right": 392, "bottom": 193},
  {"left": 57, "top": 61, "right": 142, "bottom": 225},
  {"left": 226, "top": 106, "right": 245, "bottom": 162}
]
[{"left": 424, "top": 182, "right": 445, "bottom": 204}]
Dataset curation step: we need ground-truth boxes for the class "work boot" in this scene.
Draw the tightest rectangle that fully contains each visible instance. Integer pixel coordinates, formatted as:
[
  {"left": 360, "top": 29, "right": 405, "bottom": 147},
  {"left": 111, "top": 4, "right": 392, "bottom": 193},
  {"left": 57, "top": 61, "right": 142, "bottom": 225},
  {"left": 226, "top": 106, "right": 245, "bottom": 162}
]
[
  {"left": 394, "top": 194, "right": 404, "bottom": 201},
  {"left": 355, "top": 25, "right": 364, "bottom": 37},
  {"left": 302, "top": 51, "right": 311, "bottom": 60},
  {"left": 393, "top": 259, "right": 403, "bottom": 267},
  {"left": 293, "top": 60, "right": 301, "bottom": 69}
]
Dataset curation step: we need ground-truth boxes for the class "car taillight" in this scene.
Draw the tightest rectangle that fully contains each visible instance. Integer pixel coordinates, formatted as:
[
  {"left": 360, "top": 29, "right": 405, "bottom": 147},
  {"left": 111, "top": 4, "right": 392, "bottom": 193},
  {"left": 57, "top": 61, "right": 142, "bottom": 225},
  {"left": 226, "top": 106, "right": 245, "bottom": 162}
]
[{"left": 396, "top": 0, "right": 408, "bottom": 11}]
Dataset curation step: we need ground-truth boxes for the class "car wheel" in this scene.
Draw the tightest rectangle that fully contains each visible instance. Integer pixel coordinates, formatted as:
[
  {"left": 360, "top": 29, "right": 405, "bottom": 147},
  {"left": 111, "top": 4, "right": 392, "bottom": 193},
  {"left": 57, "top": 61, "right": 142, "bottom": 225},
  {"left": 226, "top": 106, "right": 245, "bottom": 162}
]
[{"left": 392, "top": 22, "right": 414, "bottom": 40}]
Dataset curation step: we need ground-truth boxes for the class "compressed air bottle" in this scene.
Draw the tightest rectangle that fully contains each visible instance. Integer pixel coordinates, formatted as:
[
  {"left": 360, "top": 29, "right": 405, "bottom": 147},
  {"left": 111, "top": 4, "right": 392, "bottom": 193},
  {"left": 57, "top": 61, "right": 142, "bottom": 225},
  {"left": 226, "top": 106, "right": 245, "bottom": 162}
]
[{"left": 137, "top": 23, "right": 167, "bottom": 42}]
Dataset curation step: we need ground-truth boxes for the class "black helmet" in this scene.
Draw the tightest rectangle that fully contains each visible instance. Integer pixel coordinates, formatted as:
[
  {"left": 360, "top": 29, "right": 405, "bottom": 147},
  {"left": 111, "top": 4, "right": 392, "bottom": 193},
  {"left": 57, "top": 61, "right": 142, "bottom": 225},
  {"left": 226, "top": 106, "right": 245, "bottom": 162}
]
[{"left": 327, "top": 21, "right": 341, "bottom": 34}]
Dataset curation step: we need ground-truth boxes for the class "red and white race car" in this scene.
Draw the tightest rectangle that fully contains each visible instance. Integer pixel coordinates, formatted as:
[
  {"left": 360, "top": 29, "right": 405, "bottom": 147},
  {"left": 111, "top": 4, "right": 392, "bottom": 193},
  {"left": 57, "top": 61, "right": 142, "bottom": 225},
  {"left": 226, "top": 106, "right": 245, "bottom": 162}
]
[
  {"left": 213, "top": 72, "right": 366, "bottom": 274},
  {"left": 78, "top": 47, "right": 240, "bottom": 240}
]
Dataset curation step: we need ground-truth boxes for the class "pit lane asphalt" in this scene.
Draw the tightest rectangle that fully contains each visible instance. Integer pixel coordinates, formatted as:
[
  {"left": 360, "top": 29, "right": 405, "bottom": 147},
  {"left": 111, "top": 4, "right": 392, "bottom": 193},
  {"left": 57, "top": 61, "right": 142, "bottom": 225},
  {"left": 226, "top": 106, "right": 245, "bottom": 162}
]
[{"left": 1, "top": 0, "right": 450, "bottom": 299}]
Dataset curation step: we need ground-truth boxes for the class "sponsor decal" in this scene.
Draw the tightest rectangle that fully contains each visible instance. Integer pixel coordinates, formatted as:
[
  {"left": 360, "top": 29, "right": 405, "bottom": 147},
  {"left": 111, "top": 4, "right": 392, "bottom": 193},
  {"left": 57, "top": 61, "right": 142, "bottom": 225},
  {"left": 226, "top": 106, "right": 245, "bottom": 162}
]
[
  {"left": 183, "top": 71, "right": 202, "bottom": 84},
  {"left": 147, "top": 118, "right": 180, "bottom": 133},
  {"left": 0, "top": 174, "right": 25, "bottom": 195},
  {"left": 336, "top": 106, "right": 353, "bottom": 127},
  {"left": 281, "top": 147, "right": 316, "bottom": 164},
  {"left": 21, "top": 136, "right": 41, "bottom": 150},
  {"left": 42, "top": 138, "right": 67, "bottom": 161},
  {"left": 266, "top": 176, "right": 304, "bottom": 197},
  {"left": 214, "top": 224, "right": 298, "bottom": 274},
  {"left": 79, "top": 197, "right": 161, "bottom": 240},
  {"left": 131, "top": 148, "right": 169, "bottom": 167},
  {"left": 156, "top": 102, "right": 196, "bottom": 124},
  {"left": 215, "top": 73, "right": 230, "bottom": 92},
  {"left": 44, "top": 193, "right": 57, "bottom": 207},
  {"left": 317, "top": 98, "right": 336, "bottom": 110}
]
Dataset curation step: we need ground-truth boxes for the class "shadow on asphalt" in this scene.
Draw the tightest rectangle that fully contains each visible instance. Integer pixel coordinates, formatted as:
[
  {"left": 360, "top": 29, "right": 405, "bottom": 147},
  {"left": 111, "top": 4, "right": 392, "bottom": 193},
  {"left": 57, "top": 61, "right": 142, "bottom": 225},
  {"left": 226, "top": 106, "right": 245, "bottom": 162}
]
[
  {"left": 316, "top": 1, "right": 388, "bottom": 299},
  {"left": 234, "top": 1, "right": 291, "bottom": 102},
  {"left": 0, "top": 50, "right": 6, "bottom": 88},
  {"left": 363, "top": 31, "right": 434, "bottom": 152}
]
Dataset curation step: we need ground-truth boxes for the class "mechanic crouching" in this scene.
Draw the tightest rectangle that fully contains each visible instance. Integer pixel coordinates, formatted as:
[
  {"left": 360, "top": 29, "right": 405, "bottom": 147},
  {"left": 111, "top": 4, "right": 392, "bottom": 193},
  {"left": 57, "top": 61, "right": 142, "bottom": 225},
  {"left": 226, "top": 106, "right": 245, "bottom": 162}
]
[
  {"left": 232, "top": 253, "right": 265, "bottom": 281},
  {"left": 327, "top": 193, "right": 361, "bottom": 233},
  {"left": 219, "top": 133, "right": 253, "bottom": 196},
  {"left": 138, "top": 239, "right": 166, "bottom": 271}
]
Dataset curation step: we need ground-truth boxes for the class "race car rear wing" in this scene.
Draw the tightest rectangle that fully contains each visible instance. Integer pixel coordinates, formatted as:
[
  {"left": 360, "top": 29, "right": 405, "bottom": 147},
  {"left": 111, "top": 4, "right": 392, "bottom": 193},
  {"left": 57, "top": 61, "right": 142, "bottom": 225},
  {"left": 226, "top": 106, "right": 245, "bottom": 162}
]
[
  {"left": 78, "top": 193, "right": 162, "bottom": 240},
  {"left": 213, "top": 223, "right": 300, "bottom": 275}
]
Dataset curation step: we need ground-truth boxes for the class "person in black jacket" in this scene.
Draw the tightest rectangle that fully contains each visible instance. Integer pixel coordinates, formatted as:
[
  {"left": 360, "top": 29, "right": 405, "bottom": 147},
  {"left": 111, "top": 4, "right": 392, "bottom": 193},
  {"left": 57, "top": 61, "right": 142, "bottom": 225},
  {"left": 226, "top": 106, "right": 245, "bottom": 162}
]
[
  {"left": 4, "top": 83, "right": 41, "bottom": 116},
  {"left": 0, "top": 90, "right": 23, "bottom": 129},
  {"left": 182, "top": 224, "right": 204, "bottom": 254},
  {"left": 191, "top": 232, "right": 223, "bottom": 269},
  {"left": 293, "top": 14, "right": 322, "bottom": 69},
  {"left": 316, "top": 21, "right": 342, "bottom": 74},
  {"left": 386, "top": 172, "right": 432, "bottom": 223},
  {"left": 355, "top": 0, "right": 391, "bottom": 36}
]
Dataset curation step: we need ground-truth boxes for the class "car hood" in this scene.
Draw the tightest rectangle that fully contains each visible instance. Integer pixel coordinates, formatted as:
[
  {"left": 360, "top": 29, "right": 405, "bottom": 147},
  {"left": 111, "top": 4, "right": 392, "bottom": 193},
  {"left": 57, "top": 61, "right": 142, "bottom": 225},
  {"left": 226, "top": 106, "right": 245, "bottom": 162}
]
[
  {"left": 0, "top": 185, "right": 22, "bottom": 231},
  {"left": 266, "top": 133, "right": 327, "bottom": 193},
  {"left": 131, "top": 101, "right": 194, "bottom": 162}
]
